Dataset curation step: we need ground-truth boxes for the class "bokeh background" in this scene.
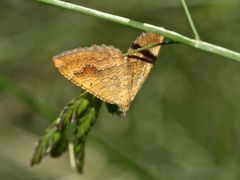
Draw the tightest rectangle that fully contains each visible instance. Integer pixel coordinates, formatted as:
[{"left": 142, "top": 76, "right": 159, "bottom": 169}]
[{"left": 0, "top": 0, "right": 240, "bottom": 179}]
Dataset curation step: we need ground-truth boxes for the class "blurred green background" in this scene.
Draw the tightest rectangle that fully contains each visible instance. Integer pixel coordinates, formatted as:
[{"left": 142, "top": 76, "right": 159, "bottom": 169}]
[{"left": 0, "top": 0, "right": 240, "bottom": 179}]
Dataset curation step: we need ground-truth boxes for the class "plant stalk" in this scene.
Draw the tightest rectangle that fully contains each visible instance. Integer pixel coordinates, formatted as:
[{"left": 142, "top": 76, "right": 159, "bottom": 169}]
[
  {"left": 181, "top": 0, "right": 200, "bottom": 40},
  {"left": 35, "top": 0, "right": 240, "bottom": 62}
]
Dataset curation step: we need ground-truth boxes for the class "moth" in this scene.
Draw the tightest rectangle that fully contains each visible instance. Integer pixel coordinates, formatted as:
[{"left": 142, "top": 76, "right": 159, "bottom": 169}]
[{"left": 53, "top": 32, "right": 164, "bottom": 113}]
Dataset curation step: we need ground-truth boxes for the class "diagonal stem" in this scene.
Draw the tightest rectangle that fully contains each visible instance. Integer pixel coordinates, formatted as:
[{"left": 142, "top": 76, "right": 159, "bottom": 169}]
[
  {"left": 35, "top": 0, "right": 240, "bottom": 62},
  {"left": 181, "top": 0, "right": 200, "bottom": 40},
  {"left": 123, "top": 41, "right": 178, "bottom": 56}
]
